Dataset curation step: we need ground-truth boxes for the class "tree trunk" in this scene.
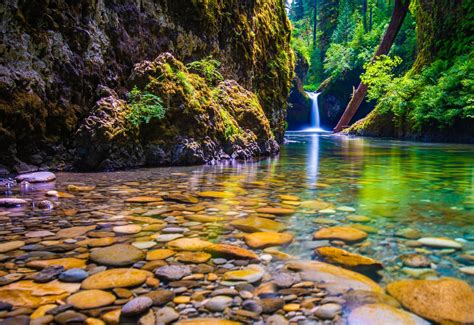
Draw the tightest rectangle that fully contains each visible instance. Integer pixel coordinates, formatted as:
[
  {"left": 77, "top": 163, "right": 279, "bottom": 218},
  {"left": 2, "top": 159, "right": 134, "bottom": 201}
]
[
  {"left": 333, "top": 0, "right": 410, "bottom": 133},
  {"left": 313, "top": 0, "right": 318, "bottom": 46},
  {"left": 369, "top": 5, "right": 373, "bottom": 30}
]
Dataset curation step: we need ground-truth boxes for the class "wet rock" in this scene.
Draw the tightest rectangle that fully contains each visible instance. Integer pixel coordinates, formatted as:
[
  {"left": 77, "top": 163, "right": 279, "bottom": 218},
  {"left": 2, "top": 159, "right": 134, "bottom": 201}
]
[
  {"left": 223, "top": 265, "right": 265, "bottom": 283},
  {"left": 121, "top": 297, "right": 153, "bottom": 315},
  {"left": 300, "top": 200, "right": 334, "bottom": 210},
  {"left": 0, "top": 315, "right": 30, "bottom": 325},
  {"left": 244, "top": 232, "right": 293, "bottom": 248},
  {"left": 0, "top": 241, "right": 25, "bottom": 253},
  {"left": 260, "top": 297, "right": 285, "bottom": 313},
  {"left": 313, "top": 303, "right": 341, "bottom": 319},
  {"left": 417, "top": 237, "right": 462, "bottom": 249},
  {"left": 285, "top": 261, "right": 383, "bottom": 294},
  {"left": 26, "top": 258, "right": 86, "bottom": 270},
  {"left": 343, "top": 290, "right": 400, "bottom": 311},
  {"left": 146, "top": 249, "right": 176, "bottom": 261},
  {"left": 399, "top": 254, "right": 431, "bottom": 268},
  {"left": 346, "top": 215, "right": 370, "bottom": 222},
  {"left": 205, "top": 296, "right": 233, "bottom": 312},
  {"left": 143, "top": 290, "right": 175, "bottom": 306},
  {"left": 386, "top": 278, "right": 474, "bottom": 323},
  {"left": 125, "top": 196, "right": 162, "bottom": 203},
  {"left": 0, "top": 198, "right": 28, "bottom": 207},
  {"left": 205, "top": 243, "right": 258, "bottom": 260},
  {"left": 16, "top": 172, "right": 56, "bottom": 183},
  {"left": 313, "top": 227, "right": 368, "bottom": 243},
  {"left": 32, "top": 266, "right": 64, "bottom": 283},
  {"left": 163, "top": 194, "right": 199, "bottom": 204},
  {"left": 155, "top": 306, "right": 179, "bottom": 323},
  {"left": 197, "top": 191, "right": 236, "bottom": 199},
  {"left": 25, "top": 230, "right": 54, "bottom": 238},
  {"left": 459, "top": 266, "right": 474, "bottom": 275},
  {"left": 315, "top": 247, "right": 382, "bottom": 274},
  {"left": 54, "top": 310, "right": 87, "bottom": 324},
  {"left": 176, "top": 319, "right": 240, "bottom": 325},
  {"left": 255, "top": 207, "right": 295, "bottom": 215},
  {"left": 395, "top": 228, "right": 421, "bottom": 239},
  {"left": 58, "top": 269, "right": 89, "bottom": 282},
  {"left": 36, "top": 200, "right": 54, "bottom": 210},
  {"left": 112, "top": 224, "right": 142, "bottom": 234},
  {"left": 166, "top": 238, "right": 212, "bottom": 251},
  {"left": 272, "top": 272, "right": 300, "bottom": 288},
  {"left": 67, "top": 290, "right": 116, "bottom": 309},
  {"left": 242, "top": 300, "right": 263, "bottom": 314},
  {"left": 0, "top": 301, "right": 13, "bottom": 311},
  {"left": 348, "top": 303, "right": 429, "bottom": 325},
  {"left": 90, "top": 244, "right": 145, "bottom": 266},
  {"left": 231, "top": 216, "right": 285, "bottom": 233},
  {"left": 81, "top": 269, "right": 151, "bottom": 289},
  {"left": 266, "top": 314, "right": 289, "bottom": 325},
  {"left": 154, "top": 234, "right": 184, "bottom": 242},
  {"left": 155, "top": 265, "right": 191, "bottom": 281},
  {"left": 56, "top": 226, "right": 96, "bottom": 238},
  {"left": 175, "top": 251, "right": 211, "bottom": 263}
]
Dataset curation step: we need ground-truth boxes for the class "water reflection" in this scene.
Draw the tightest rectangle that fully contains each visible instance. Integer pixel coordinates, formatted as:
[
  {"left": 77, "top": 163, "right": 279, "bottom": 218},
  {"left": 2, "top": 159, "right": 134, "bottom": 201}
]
[{"left": 307, "top": 134, "right": 320, "bottom": 186}]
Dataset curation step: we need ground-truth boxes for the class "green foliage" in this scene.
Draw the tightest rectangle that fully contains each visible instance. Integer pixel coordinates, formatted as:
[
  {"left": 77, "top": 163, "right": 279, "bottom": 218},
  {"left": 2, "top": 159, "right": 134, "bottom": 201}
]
[
  {"left": 367, "top": 51, "right": 474, "bottom": 130},
  {"left": 186, "top": 57, "right": 224, "bottom": 85},
  {"left": 324, "top": 43, "right": 353, "bottom": 78},
  {"left": 361, "top": 55, "right": 403, "bottom": 101},
  {"left": 126, "top": 87, "right": 166, "bottom": 126},
  {"left": 176, "top": 71, "right": 195, "bottom": 94}
]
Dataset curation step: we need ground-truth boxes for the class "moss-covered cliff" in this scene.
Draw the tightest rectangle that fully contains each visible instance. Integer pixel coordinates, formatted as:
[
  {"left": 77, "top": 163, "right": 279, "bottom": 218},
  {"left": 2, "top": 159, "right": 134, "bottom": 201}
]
[
  {"left": 347, "top": 0, "right": 473, "bottom": 142},
  {"left": 0, "top": 0, "right": 293, "bottom": 171}
]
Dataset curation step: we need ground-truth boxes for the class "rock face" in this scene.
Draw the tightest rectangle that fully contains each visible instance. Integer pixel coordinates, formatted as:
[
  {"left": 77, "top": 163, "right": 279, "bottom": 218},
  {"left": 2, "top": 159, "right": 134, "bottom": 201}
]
[
  {"left": 386, "top": 278, "right": 474, "bottom": 324},
  {"left": 0, "top": 0, "right": 293, "bottom": 171}
]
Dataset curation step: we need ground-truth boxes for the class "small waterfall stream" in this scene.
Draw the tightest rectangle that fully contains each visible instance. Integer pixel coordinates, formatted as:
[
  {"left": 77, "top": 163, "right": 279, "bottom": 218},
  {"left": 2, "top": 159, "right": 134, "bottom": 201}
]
[{"left": 307, "top": 92, "right": 321, "bottom": 130}]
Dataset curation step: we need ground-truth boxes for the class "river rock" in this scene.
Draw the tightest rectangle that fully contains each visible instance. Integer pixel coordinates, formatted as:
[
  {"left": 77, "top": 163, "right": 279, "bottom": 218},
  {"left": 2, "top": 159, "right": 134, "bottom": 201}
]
[
  {"left": 0, "top": 241, "right": 25, "bottom": 253},
  {"left": 25, "top": 230, "right": 55, "bottom": 238},
  {"left": 155, "top": 306, "right": 179, "bottom": 323},
  {"left": 313, "top": 227, "right": 368, "bottom": 243},
  {"left": 56, "top": 226, "right": 96, "bottom": 238},
  {"left": 386, "top": 278, "right": 474, "bottom": 323},
  {"left": 184, "top": 214, "right": 227, "bottom": 223},
  {"left": 348, "top": 303, "right": 430, "bottom": 325},
  {"left": 417, "top": 237, "right": 462, "bottom": 249},
  {"left": 81, "top": 269, "right": 151, "bottom": 289},
  {"left": 166, "top": 238, "right": 212, "bottom": 251},
  {"left": 459, "top": 266, "right": 474, "bottom": 275},
  {"left": 153, "top": 234, "right": 183, "bottom": 242},
  {"left": 314, "top": 303, "right": 342, "bottom": 319},
  {"left": 155, "top": 265, "right": 191, "bottom": 281},
  {"left": 395, "top": 228, "right": 421, "bottom": 239},
  {"left": 67, "top": 290, "right": 116, "bottom": 309},
  {"left": 176, "top": 319, "right": 240, "bottom": 325},
  {"left": 26, "top": 258, "right": 86, "bottom": 270},
  {"left": 112, "top": 224, "right": 142, "bottom": 234},
  {"left": 343, "top": 290, "right": 401, "bottom": 311},
  {"left": 205, "top": 243, "right": 258, "bottom": 260},
  {"left": 231, "top": 216, "right": 285, "bottom": 233},
  {"left": 223, "top": 265, "right": 265, "bottom": 283},
  {"left": 315, "top": 247, "right": 382, "bottom": 273},
  {"left": 175, "top": 251, "right": 211, "bottom": 263},
  {"left": 122, "top": 296, "right": 153, "bottom": 315},
  {"left": 300, "top": 200, "right": 334, "bottom": 210},
  {"left": 346, "top": 215, "right": 370, "bottom": 222},
  {"left": 285, "top": 261, "right": 383, "bottom": 294},
  {"left": 163, "top": 194, "right": 199, "bottom": 204},
  {"left": 125, "top": 196, "right": 162, "bottom": 203},
  {"left": 54, "top": 311, "right": 87, "bottom": 324},
  {"left": 0, "top": 198, "right": 28, "bottom": 207},
  {"left": 205, "top": 296, "right": 233, "bottom": 312},
  {"left": 146, "top": 249, "right": 176, "bottom": 261},
  {"left": 16, "top": 172, "right": 56, "bottom": 183},
  {"left": 143, "top": 289, "right": 175, "bottom": 306},
  {"left": 90, "top": 244, "right": 145, "bottom": 266},
  {"left": 399, "top": 254, "right": 431, "bottom": 268},
  {"left": 260, "top": 297, "right": 285, "bottom": 313},
  {"left": 267, "top": 314, "right": 289, "bottom": 325},
  {"left": 197, "top": 191, "right": 236, "bottom": 199},
  {"left": 58, "top": 269, "right": 88, "bottom": 282},
  {"left": 244, "top": 232, "right": 293, "bottom": 248}
]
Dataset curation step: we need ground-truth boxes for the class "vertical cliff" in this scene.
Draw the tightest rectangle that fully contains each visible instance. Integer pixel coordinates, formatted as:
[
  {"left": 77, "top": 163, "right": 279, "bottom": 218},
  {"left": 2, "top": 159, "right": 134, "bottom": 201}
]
[{"left": 0, "top": 0, "right": 293, "bottom": 170}]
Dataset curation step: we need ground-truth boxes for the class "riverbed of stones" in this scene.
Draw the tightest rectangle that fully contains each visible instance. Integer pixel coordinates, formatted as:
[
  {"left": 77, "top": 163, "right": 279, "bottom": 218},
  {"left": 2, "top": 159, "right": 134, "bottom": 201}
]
[{"left": 0, "top": 170, "right": 473, "bottom": 324}]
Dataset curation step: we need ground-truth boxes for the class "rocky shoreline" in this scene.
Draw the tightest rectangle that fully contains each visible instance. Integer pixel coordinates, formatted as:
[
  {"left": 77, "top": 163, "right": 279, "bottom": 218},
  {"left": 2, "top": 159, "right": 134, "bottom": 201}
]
[{"left": 0, "top": 171, "right": 473, "bottom": 324}]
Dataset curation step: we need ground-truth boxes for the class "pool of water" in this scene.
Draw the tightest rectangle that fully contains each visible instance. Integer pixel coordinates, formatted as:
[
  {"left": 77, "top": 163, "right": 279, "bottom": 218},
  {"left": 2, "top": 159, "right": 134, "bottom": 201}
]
[{"left": 1, "top": 133, "right": 473, "bottom": 319}]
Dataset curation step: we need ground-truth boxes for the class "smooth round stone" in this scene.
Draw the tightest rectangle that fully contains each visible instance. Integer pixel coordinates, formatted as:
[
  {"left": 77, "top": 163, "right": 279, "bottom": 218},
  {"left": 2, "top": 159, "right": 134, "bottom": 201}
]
[
  {"left": 81, "top": 269, "right": 151, "bottom": 289},
  {"left": 146, "top": 249, "right": 176, "bottom": 261},
  {"left": 162, "top": 227, "right": 186, "bottom": 233},
  {"left": 337, "top": 206, "right": 356, "bottom": 212},
  {"left": 244, "top": 232, "right": 293, "bottom": 249},
  {"left": 26, "top": 258, "right": 86, "bottom": 270},
  {"left": 155, "top": 306, "right": 179, "bottom": 323},
  {"left": 283, "top": 303, "right": 300, "bottom": 312},
  {"left": 261, "top": 297, "right": 285, "bottom": 313},
  {"left": 197, "top": 191, "right": 236, "bottom": 199},
  {"left": 177, "top": 319, "right": 240, "bottom": 325},
  {"left": 314, "top": 303, "right": 342, "bottom": 319},
  {"left": 121, "top": 297, "right": 153, "bottom": 315},
  {"left": 54, "top": 311, "right": 87, "bottom": 324},
  {"left": 90, "top": 244, "right": 145, "bottom": 266},
  {"left": 16, "top": 171, "right": 56, "bottom": 183},
  {"left": 143, "top": 289, "right": 175, "bottom": 306},
  {"left": 58, "top": 269, "right": 89, "bottom": 282},
  {"left": 255, "top": 207, "right": 295, "bottom": 215},
  {"left": 400, "top": 254, "right": 431, "bottom": 268},
  {"left": 175, "top": 251, "right": 211, "bottom": 263},
  {"left": 348, "top": 303, "right": 429, "bottom": 325},
  {"left": 312, "top": 218, "right": 339, "bottom": 225},
  {"left": 313, "top": 227, "right": 368, "bottom": 243},
  {"left": 173, "top": 296, "right": 191, "bottom": 304},
  {"left": 396, "top": 228, "right": 421, "bottom": 239},
  {"left": 417, "top": 237, "right": 463, "bottom": 249},
  {"left": 57, "top": 226, "right": 96, "bottom": 238},
  {"left": 26, "top": 230, "right": 55, "bottom": 238},
  {"left": 0, "top": 241, "right": 25, "bottom": 253},
  {"left": 155, "top": 265, "right": 191, "bottom": 281},
  {"left": 112, "top": 224, "right": 142, "bottom": 234},
  {"left": 231, "top": 216, "right": 285, "bottom": 233},
  {"left": 153, "top": 234, "right": 184, "bottom": 242},
  {"left": 166, "top": 238, "right": 212, "bottom": 251},
  {"left": 346, "top": 215, "right": 370, "bottom": 222},
  {"left": 300, "top": 200, "right": 334, "bottom": 210},
  {"left": 67, "top": 290, "right": 116, "bottom": 309},
  {"left": 0, "top": 198, "right": 28, "bottom": 207},
  {"left": 315, "top": 247, "right": 382, "bottom": 271},
  {"left": 223, "top": 265, "right": 265, "bottom": 283},
  {"left": 213, "top": 258, "right": 227, "bottom": 265},
  {"left": 132, "top": 241, "right": 156, "bottom": 249},
  {"left": 36, "top": 200, "right": 54, "bottom": 210},
  {"left": 267, "top": 314, "right": 289, "bottom": 325},
  {"left": 205, "top": 296, "right": 233, "bottom": 312},
  {"left": 459, "top": 266, "right": 474, "bottom": 275}
]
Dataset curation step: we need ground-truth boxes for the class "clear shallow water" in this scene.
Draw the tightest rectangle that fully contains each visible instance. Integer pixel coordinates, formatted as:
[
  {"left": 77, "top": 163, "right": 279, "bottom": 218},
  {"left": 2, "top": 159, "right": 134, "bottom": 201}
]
[{"left": 2, "top": 133, "right": 474, "bottom": 287}]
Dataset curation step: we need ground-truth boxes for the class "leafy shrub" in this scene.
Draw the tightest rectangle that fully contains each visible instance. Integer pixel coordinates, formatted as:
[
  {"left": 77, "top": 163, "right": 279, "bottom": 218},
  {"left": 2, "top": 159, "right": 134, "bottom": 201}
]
[
  {"left": 361, "top": 55, "right": 403, "bottom": 101},
  {"left": 126, "top": 87, "right": 165, "bottom": 126},
  {"left": 187, "top": 57, "right": 224, "bottom": 85},
  {"left": 324, "top": 43, "right": 353, "bottom": 78}
]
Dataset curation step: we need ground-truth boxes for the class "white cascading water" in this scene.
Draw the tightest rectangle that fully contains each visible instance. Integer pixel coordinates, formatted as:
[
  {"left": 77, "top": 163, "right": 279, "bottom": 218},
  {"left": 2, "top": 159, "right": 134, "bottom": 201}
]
[{"left": 304, "top": 92, "right": 326, "bottom": 132}]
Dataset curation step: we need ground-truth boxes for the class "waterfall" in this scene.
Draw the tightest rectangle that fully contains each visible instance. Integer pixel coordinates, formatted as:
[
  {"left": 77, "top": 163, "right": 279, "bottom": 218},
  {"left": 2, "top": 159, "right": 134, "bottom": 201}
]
[{"left": 306, "top": 92, "right": 324, "bottom": 131}]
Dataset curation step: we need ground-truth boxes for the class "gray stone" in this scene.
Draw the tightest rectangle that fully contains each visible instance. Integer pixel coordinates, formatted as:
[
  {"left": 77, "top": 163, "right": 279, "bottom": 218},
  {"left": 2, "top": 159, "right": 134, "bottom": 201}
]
[{"left": 122, "top": 297, "right": 153, "bottom": 316}]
